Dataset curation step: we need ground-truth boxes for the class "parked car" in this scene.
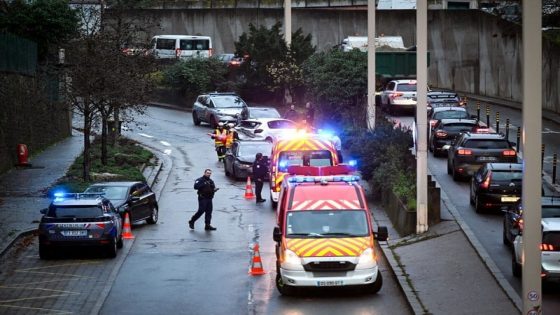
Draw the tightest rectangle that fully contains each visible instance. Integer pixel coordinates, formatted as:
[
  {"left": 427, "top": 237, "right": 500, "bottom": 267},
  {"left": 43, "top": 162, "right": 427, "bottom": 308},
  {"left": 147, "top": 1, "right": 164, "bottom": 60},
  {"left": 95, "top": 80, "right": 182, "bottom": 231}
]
[
  {"left": 38, "top": 193, "right": 123, "bottom": 259},
  {"left": 235, "top": 118, "right": 297, "bottom": 142},
  {"left": 504, "top": 196, "right": 560, "bottom": 247},
  {"left": 192, "top": 92, "right": 249, "bottom": 128},
  {"left": 84, "top": 181, "right": 158, "bottom": 225},
  {"left": 224, "top": 140, "right": 273, "bottom": 180},
  {"left": 446, "top": 132, "right": 517, "bottom": 181},
  {"left": 216, "top": 53, "right": 234, "bottom": 63},
  {"left": 429, "top": 118, "right": 479, "bottom": 156},
  {"left": 469, "top": 163, "right": 522, "bottom": 213},
  {"left": 248, "top": 106, "right": 282, "bottom": 119}
]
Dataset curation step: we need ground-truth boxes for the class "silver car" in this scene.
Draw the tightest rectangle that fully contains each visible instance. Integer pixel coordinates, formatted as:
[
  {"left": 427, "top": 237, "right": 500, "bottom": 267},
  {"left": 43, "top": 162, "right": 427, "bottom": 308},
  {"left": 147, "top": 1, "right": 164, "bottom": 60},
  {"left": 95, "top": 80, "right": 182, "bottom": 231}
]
[{"left": 192, "top": 92, "right": 249, "bottom": 128}]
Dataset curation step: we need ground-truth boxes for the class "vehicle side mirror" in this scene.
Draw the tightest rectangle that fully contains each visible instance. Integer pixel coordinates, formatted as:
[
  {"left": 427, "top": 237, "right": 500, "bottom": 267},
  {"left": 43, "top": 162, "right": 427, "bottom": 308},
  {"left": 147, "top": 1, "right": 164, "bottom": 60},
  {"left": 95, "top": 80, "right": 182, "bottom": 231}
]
[
  {"left": 273, "top": 226, "right": 282, "bottom": 242},
  {"left": 40, "top": 208, "right": 47, "bottom": 214},
  {"left": 375, "top": 226, "right": 389, "bottom": 242},
  {"left": 254, "top": 129, "right": 263, "bottom": 134}
]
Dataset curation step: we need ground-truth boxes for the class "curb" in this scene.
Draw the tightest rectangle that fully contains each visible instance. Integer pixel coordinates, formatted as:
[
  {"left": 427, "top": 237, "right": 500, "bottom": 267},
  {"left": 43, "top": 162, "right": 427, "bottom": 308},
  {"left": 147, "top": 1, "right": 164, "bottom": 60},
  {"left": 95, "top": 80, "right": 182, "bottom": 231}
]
[{"left": 0, "top": 228, "right": 37, "bottom": 258}]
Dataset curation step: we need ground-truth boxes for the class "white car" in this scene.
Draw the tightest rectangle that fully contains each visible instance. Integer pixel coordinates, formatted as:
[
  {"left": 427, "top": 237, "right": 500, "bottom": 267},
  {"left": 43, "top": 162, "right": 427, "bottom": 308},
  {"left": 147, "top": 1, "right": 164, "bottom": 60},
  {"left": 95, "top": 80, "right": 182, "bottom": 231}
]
[
  {"left": 512, "top": 217, "right": 560, "bottom": 282},
  {"left": 380, "top": 79, "right": 428, "bottom": 115},
  {"left": 234, "top": 118, "right": 297, "bottom": 142}
]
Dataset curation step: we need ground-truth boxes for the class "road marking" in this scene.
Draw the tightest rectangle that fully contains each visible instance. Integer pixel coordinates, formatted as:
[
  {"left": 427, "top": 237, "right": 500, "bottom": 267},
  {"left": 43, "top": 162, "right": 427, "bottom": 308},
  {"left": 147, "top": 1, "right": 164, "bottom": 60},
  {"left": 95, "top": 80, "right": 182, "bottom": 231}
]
[
  {"left": 160, "top": 141, "right": 171, "bottom": 146},
  {"left": 0, "top": 304, "right": 73, "bottom": 314},
  {"left": 0, "top": 292, "right": 79, "bottom": 303},
  {"left": 16, "top": 261, "right": 100, "bottom": 271},
  {"left": 543, "top": 128, "right": 560, "bottom": 134},
  {"left": 138, "top": 133, "right": 154, "bottom": 138},
  {"left": 164, "top": 149, "right": 172, "bottom": 155},
  {"left": 4, "top": 278, "right": 80, "bottom": 287},
  {"left": 16, "top": 270, "right": 95, "bottom": 279}
]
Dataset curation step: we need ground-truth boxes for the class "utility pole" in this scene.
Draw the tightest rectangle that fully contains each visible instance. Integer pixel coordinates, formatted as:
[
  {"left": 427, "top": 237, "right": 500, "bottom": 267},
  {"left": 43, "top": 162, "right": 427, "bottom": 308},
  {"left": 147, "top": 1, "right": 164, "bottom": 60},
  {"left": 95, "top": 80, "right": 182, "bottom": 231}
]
[
  {"left": 366, "top": 0, "right": 376, "bottom": 129},
  {"left": 522, "top": 1, "right": 542, "bottom": 313},
  {"left": 416, "top": 0, "right": 428, "bottom": 234}
]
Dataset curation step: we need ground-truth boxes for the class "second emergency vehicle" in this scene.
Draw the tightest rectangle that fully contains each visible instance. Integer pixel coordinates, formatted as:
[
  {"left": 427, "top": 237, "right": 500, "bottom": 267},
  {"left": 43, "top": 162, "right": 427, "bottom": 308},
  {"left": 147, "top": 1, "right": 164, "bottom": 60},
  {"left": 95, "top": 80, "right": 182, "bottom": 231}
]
[
  {"left": 272, "top": 165, "right": 388, "bottom": 295},
  {"left": 269, "top": 133, "right": 340, "bottom": 207}
]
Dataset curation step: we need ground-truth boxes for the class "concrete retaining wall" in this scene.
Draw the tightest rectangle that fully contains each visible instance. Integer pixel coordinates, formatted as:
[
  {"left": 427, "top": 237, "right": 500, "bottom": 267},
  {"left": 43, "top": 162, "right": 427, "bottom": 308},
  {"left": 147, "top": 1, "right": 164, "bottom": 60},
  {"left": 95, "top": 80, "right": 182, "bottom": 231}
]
[{"left": 128, "top": 8, "right": 560, "bottom": 114}]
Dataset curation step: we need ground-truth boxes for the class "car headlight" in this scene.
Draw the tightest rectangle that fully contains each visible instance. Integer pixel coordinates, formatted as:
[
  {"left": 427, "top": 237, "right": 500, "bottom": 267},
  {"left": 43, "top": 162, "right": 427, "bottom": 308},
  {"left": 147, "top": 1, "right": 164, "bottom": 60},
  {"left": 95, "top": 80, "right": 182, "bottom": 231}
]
[
  {"left": 281, "top": 249, "right": 304, "bottom": 270},
  {"left": 356, "top": 248, "right": 377, "bottom": 269}
]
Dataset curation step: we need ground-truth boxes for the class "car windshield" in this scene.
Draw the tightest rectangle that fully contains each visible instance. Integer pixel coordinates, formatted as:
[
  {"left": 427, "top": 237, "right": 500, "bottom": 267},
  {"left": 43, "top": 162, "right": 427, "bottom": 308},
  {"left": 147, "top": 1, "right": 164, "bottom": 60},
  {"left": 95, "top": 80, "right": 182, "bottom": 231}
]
[
  {"left": 543, "top": 207, "right": 560, "bottom": 218},
  {"left": 268, "top": 120, "right": 297, "bottom": 129},
  {"left": 238, "top": 143, "right": 272, "bottom": 157},
  {"left": 47, "top": 206, "right": 104, "bottom": 218},
  {"left": 212, "top": 96, "right": 246, "bottom": 108},
  {"left": 433, "top": 111, "right": 468, "bottom": 120},
  {"left": 442, "top": 123, "right": 476, "bottom": 132},
  {"left": 491, "top": 170, "right": 523, "bottom": 181},
  {"left": 249, "top": 108, "right": 281, "bottom": 119},
  {"left": 543, "top": 232, "right": 560, "bottom": 247},
  {"left": 286, "top": 210, "right": 369, "bottom": 237},
  {"left": 278, "top": 150, "right": 333, "bottom": 171},
  {"left": 84, "top": 186, "right": 128, "bottom": 200},
  {"left": 463, "top": 139, "right": 510, "bottom": 149},
  {"left": 396, "top": 84, "right": 416, "bottom": 92}
]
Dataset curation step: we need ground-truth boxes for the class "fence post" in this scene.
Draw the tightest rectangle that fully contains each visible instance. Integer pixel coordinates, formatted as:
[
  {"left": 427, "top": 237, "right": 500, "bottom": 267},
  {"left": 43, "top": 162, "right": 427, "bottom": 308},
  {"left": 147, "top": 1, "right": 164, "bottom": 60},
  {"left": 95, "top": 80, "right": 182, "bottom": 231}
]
[
  {"left": 486, "top": 105, "right": 490, "bottom": 127},
  {"left": 553, "top": 153, "right": 558, "bottom": 185},
  {"left": 505, "top": 118, "right": 510, "bottom": 140},
  {"left": 476, "top": 101, "right": 481, "bottom": 121},
  {"left": 496, "top": 111, "right": 500, "bottom": 133}
]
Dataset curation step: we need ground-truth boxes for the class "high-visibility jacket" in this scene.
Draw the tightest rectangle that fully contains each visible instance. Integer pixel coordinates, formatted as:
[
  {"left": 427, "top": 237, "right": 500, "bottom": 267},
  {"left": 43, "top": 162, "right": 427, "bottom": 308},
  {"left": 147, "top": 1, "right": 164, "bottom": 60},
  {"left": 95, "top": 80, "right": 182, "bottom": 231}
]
[
  {"left": 225, "top": 130, "right": 234, "bottom": 148},
  {"left": 214, "top": 129, "right": 227, "bottom": 146}
]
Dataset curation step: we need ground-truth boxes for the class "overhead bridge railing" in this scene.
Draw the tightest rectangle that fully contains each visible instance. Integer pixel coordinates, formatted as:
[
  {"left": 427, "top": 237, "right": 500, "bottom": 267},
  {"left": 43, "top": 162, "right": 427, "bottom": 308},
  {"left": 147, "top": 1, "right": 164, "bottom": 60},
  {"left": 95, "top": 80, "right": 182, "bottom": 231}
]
[{"left": 146, "top": 0, "right": 368, "bottom": 9}]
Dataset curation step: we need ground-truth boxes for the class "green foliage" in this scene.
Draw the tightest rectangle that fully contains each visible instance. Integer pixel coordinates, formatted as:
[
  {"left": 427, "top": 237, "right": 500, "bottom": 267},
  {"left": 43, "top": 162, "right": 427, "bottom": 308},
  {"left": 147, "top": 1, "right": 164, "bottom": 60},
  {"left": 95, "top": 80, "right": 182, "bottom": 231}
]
[
  {"left": 266, "top": 53, "right": 303, "bottom": 95},
  {"left": 162, "top": 57, "right": 229, "bottom": 97},
  {"left": 0, "top": 0, "right": 80, "bottom": 60},
  {"left": 302, "top": 49, "right": 367, "bottom": 127}
]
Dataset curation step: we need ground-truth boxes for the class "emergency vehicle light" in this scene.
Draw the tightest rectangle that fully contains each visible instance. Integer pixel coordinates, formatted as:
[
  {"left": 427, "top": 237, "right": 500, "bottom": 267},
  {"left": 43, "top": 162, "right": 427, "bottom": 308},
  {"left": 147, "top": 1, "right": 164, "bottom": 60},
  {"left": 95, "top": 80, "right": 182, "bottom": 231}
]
[
  {"left": 348, "top": 160, "right": 357, "bottom": 167},
  {"left": 287, "top": 175, "right": 361, "bottom": 183}
]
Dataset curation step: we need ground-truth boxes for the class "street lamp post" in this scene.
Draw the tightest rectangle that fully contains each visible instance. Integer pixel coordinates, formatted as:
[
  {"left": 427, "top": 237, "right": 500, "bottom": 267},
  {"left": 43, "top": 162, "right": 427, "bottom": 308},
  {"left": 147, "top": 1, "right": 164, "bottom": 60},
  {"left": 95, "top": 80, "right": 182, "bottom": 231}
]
[
  {"left": 416, "top": 0, "right": 428, "bottom": 234},
  {"left": 284, "top": 0, "right": 291, "bottom": 46},
  {"left": 366, "top": 0, "right": 376, "bottom": 129}
]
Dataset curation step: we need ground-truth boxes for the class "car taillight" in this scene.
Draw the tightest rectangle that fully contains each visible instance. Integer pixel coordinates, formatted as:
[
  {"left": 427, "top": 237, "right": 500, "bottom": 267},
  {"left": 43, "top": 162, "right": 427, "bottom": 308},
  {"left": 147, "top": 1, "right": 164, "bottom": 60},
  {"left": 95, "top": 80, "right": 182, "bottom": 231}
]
[
  {"left": 435, "top": 130, "right": 447, "bottom": 138},
  {"left": 457, "top": 149, "right": 472, "bottom": 155},
  {"left": 96, "top": 223, "right": 106, "bottom": 229},
  {"left": 540, "top": 243, "right": 555, "bottom": 251},
  {"left": 480, "top": 171, "right": 492, "bottom": 189},
  {"left": 502, "top": 150, "right": 516, "bottom": 156},
  {"left": 473, "top": 127, "right": 490, "bottom": 133},
  {"left": 515, "top": 218, "right": 524, "bottom": 231},
  {"left": 390, "top": 92, "right": 403, "bottom": 99}
]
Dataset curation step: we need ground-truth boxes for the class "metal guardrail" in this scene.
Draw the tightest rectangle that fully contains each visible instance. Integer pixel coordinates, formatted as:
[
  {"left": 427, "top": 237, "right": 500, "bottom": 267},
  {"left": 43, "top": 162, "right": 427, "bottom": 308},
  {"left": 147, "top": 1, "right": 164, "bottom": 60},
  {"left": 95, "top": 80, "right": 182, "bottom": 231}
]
[{"left": 0, "top": 32, "right": 37, "bottom": 76}]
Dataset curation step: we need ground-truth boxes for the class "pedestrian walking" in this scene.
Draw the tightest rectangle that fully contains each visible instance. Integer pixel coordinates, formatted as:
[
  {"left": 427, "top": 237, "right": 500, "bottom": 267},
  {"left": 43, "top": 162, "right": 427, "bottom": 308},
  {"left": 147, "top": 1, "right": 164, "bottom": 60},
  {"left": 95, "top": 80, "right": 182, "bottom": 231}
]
[
  {"left": 188, "top": 169, "right": 219, "bottom": 231},
  {"left": 283, "top": 103, "right": 299, "bottom": 122},
  {"left": 304, "top": 102, "right": 315, "bottom": 127},
  {"left": 252, "top": 153, "right": 268, "bottom": 203}
]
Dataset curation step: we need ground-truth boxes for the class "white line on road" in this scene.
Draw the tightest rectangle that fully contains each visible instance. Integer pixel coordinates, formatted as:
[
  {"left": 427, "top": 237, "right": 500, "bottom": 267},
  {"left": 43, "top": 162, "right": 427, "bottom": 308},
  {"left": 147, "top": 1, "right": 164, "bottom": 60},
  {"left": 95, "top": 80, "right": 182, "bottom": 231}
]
[
  {"left": 164, "top": 149, "right": 172, "bottom": 155},
  {"left": 543, "top": 128, "right": 560, "bottom": 134},
  {"left": 138, "top": 133, "right": 154, "bottom": 138},
  {"left": 160, "top": 141, "right": 171, "bottom": 146}
]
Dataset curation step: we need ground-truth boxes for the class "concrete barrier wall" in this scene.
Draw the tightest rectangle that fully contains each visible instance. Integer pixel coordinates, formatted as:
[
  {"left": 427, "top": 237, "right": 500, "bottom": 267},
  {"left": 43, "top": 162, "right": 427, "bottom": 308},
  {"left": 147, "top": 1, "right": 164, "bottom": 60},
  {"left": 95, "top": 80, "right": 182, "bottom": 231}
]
[{"left": 129, "top": 8, "right": 560, "bottom": 114}]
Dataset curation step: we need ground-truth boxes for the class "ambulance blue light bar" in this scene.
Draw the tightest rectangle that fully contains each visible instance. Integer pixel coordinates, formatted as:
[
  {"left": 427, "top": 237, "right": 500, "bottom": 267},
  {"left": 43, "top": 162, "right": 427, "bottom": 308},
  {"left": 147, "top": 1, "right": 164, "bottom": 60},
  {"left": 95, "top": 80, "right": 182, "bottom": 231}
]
[{"left": 287, "top": 175, "right": 361, "bottom": 183}]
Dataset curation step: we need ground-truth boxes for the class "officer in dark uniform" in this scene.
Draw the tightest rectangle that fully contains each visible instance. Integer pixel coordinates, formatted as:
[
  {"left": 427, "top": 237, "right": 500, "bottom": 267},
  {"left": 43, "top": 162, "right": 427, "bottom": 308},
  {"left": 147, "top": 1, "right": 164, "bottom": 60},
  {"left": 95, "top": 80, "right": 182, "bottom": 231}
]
[
  {"left": 188, "top": 169, "right": 218, "bottom": 230},
  {"left": 252, "top": 153, "right": 268, "bottom": 203}
]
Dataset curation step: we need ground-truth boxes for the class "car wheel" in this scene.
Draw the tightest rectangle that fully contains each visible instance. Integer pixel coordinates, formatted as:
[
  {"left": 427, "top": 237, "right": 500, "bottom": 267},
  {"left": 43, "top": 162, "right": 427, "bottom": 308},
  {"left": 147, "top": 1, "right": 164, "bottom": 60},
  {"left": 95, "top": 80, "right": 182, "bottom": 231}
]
[
  {"left": 146, "top": 205, "right": 158, "bottom": 224},
  {"left": 232, "top": 167, "right": 238, "bottom": 180},
  {"left": 469, "top": 181, "right": 475, "bottom": 205},
  {"left": 512, "top": 255, "right": 522, "bottom": 278},
  {"left": 117, "top": 235, "right": 123, "bottom": 249},
  {"left": 271, "top": 199, "right": 278, "bottom": 209},
  {"left": 365, "top": 271, "right": 383, "bottom": 294},
  {"left": 475, "top": 196, "right": 483, "bottom": 214},
  {"left": 192, "top": 112, "right": 201, "bottom": 126},
  {"left": 224, "top": 161, "right": 231, "bottom": 177},
  {"left": 106, "top": 237, "right": 118, "bottom": 258},
  {"left": 276, "top": 274, "right": 296, "bottom": 296},
  {"left": 39, "top": 243, "right": 53, "bottom": 260}
]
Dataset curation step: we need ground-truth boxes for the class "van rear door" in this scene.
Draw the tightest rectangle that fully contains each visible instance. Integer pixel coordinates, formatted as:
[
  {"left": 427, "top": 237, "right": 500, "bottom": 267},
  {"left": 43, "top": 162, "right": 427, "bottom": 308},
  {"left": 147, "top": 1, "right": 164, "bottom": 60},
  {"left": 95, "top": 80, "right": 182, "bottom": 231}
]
[
  {"left": 155, "top": 38, "right": 177, "bottom": 59},
  {"left": 178, "top": 38, "right": 212, "bottom": 58}
]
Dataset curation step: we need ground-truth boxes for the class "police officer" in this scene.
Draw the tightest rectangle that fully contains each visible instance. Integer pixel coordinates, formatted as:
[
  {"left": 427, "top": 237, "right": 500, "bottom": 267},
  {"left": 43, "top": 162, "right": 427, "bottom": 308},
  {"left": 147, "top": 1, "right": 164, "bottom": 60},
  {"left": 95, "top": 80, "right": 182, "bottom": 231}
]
[
  {"left": 252, "top": 153, "right": 268, "bottom": 203},
  {"left": 283, "top": 103, "right": 299, "bottom": 122},
  {"left": 188, "top": 169, "right": 218, "bottom": 231}
]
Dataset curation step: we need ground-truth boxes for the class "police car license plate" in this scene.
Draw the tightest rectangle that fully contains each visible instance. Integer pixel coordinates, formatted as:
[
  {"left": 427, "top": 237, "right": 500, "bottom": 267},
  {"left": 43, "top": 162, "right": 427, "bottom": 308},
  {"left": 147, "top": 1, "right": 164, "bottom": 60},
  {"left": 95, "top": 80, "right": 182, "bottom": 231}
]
[
  {"left": 317, "top": 280, "right": 343, "bottom": 287},
  {"left": 61, "top": 230, "right": 87, "bottom": 237},
  {"left": 501, "top": 196, "right": 519, "bottom": 202}
]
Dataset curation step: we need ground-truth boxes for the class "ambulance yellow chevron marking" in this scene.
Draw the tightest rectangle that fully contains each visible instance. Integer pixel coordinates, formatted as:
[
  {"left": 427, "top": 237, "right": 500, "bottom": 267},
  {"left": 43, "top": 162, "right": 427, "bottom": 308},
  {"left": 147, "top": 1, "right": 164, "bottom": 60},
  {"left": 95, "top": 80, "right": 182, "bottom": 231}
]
[{"left": 286, "top": 237, "right": 370, "bottom": 257}]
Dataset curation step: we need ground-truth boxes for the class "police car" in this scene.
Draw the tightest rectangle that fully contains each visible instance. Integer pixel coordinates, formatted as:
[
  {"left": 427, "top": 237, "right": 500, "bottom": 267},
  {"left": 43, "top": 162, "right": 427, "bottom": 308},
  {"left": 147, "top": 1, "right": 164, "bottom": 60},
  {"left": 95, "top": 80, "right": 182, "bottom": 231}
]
[{"left": 38, "top": 193, "right": 123, "bottom": 259}]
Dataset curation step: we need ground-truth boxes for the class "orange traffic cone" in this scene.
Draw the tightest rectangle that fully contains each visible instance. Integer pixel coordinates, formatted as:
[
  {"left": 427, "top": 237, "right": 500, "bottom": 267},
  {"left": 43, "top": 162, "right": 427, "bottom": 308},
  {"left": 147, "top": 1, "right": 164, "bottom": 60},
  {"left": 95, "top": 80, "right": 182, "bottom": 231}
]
[
  {"left": 244, "top": 176, "right": 255, "bottom": 199},
  {"left": 122, "top": 212, "right": 135, "bottom": 239},
  {"left": 249, "top": 243, "right": 265, "bottom": 276}
]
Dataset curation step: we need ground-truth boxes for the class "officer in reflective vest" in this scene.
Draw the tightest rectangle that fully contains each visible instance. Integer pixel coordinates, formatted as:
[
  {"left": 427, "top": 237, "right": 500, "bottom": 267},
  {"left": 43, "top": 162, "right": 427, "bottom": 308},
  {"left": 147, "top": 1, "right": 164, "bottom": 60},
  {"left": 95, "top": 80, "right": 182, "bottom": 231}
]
[
  {"left": 212, "top": 123, "right": 227, "bottom": 162},
  {"left": 225, "top": 123, "right": 236, "bottom": 150}
]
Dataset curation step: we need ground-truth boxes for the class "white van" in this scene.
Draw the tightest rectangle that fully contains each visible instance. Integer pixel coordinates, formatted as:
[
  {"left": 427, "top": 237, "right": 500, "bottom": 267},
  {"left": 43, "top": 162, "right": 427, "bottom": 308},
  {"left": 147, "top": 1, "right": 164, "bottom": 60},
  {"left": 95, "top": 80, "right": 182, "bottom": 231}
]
[{"left": 149, "top": 35, "right": 213, "bottom": 60}]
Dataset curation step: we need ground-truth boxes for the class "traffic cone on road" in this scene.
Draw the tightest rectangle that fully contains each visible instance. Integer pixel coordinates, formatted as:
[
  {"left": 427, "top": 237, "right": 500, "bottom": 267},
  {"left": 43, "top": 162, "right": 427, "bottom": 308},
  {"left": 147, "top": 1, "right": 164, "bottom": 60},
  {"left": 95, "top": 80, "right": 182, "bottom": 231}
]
[
  {"left": 249, "top": 243, "right": 265, "bottom": 276},
  {"left": 244, "top": 176, "right": 255, "bottom": 199},
  {"left": 122, "top": 212, "right": 135, "bottom": 239}
]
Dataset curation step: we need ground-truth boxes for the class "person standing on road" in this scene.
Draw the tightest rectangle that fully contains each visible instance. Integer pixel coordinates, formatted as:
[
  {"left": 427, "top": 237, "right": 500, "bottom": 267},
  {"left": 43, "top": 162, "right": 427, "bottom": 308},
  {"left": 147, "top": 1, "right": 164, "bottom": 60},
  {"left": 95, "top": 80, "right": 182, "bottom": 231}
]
[
  {"left": 211, "top": 123, "right": 227, "bottom": 162},
  {"left": 304, "top": 102, "right": 315, "bottom": 127},
  {"left": 283, "top": 103, "right": 299, "bottom": 122},
  {"left": 189, "top": 169, "right": 218, "bottom": 231},
  {"left": 252, "top": 153, "right": 268, "bottom": 203}
]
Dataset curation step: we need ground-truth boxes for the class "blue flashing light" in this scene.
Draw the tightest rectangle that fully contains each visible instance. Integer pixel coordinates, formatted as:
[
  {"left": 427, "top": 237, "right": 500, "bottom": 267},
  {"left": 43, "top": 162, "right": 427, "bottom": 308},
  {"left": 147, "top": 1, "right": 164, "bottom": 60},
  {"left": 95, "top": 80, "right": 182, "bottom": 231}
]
[
  {"left": 53, "top": 192, "right": 65, "bottom": 198},
  {"left": 279, "top": 161, "right": 288, "bottom": 168},
  {"left": 348, "top": 160, "right": 357, "bottom": 167}
]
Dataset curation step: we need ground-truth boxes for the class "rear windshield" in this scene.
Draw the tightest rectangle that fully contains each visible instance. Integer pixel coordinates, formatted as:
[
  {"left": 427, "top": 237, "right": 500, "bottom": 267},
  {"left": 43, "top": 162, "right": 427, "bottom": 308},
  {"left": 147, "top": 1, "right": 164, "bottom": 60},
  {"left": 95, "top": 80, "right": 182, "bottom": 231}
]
[
  {"left": 268, "top": 120, "right": 296, "bottom": 129},
  {"left": 491, "top": 170, "right": 523, "bottom": 181},
  {"left": 543, "top": 232, "right": 560, "bottom": 247},
  {"left": 156, "top": 39, "right": 176, "bottom": 50},
  {"left": 250, "top": 109, "right": 281, "bottom": 119},
  {"left": 278, "top": 150, "right": 333, "bottom": 170},
  {"left": 433, "top": 111, "right": 469, "bottom": 120},
  {"left": 463, "top": 139, "right": 510, "bottom": 149},
  {"left": 441, "top": 123, "right": 475, "bottom": 132},
  {"left": 239, "top": 121, "right": 260, "bottom": 129},
  {"left": 238, "top": 143, "right": 272, "bottom": 157},
  {"left": 179, "top": 39, "right": 210, "bottom": 51},
  {"left": 543, "top": 207, "right": 560, "bottom": 218},
  {"left": 47, "top": 206, "right": 104, "bottom": 218},
  {"left": 84, "top": 186, "right": 128, "bottom": 200},
  {"left": 212, "top": 96, "right": 246, "bottom": 108},
  {"left": 286, "top": 210, "right": 369, "bottom": 237},
  {"left": 396, "top": 84, "right": 416, "bottom": 92}
]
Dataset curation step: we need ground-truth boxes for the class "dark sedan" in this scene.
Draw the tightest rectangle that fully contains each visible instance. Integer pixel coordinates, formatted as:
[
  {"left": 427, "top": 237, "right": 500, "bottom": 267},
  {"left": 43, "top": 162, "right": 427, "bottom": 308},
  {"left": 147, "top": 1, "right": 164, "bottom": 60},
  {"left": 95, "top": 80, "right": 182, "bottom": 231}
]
[
  {"left": 429, "top": 118, "right": 478, "bottom": 157},
  {"left": 224, "top": 140, "right": 273, "bottom": 180},
  {"left": 503, "top": 196, "right": 560, "bottom": 247},
  {"left": 469, "top": 163, "right": 522, "bottom": 213},
  {"left": 84, "top": 181, "right": 158, "bottom": 225}
]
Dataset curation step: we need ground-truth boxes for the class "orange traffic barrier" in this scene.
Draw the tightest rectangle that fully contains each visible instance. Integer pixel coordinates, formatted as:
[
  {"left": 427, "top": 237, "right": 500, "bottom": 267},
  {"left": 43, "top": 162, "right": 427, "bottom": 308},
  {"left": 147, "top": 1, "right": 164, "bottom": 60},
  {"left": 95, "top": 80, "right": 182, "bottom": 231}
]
[
  {"left": 249, "top": 243, "right": 265, "bottom": 276},
  {"left": 244, "top": 176, "right": 255, "bottom": 199},
  {"left": 122, "top": 212, "right": 135, "bottom": 239}
]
